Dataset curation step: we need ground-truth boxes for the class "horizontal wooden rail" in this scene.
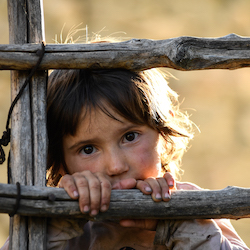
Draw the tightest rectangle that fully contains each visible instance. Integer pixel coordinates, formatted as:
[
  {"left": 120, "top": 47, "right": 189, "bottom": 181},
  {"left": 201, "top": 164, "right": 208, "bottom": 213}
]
[
  {"left": 0, "top": 183, "right": 250, "bottom": 221},
  {"left": 1, "top": 34, "right": 250, "bottom": 71}
]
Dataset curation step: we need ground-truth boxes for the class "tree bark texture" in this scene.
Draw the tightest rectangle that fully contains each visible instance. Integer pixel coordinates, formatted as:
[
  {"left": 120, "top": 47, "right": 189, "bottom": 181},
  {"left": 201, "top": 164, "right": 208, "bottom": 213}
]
[
  {"left": 7, "top": 0, "right": 47, "bottom": 249},
  {"left": 0, "top": 34, "right": 250, "bottom": 71},
  {"left": 0, "top": 184, "right": 250, "bottom": 221}
]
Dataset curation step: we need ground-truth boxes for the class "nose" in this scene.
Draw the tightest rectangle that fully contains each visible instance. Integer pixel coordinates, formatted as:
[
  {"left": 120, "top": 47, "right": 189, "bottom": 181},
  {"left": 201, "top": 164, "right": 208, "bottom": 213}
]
[{"left": 104, "top": 149, "right": 129, "bottom": 177}]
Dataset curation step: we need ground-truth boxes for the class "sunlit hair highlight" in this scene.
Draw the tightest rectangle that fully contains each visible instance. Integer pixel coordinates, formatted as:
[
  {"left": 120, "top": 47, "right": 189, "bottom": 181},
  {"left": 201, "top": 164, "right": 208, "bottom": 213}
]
[{"left": 46, "top": 67, "right": 194, "bottom": 186}]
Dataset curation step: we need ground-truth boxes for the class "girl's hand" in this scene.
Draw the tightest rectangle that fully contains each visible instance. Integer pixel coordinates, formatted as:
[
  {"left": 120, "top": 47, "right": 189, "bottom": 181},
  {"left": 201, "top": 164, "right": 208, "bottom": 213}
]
[
  {"left": 119, "top": 172, "right": 175, "bottom": 231},
  {"left": 59, "top": 170, "right": 112, "bottom": 216},
  {"left": 136, "top": 172, "right": 175, "bottom": 202},
  {"left": 59, "top": 170, "right": 175, "bottom": 224}
]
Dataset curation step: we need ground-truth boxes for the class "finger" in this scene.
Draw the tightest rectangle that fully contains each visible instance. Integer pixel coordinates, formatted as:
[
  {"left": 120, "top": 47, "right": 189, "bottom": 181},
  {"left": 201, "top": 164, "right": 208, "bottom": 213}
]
[
  {"left": 144, "top": 177, "right": 162, "bottom": 202},
  {"left": 136, "top": 180, "right": 152, "bottom": 194},
  {"left": 112, "top": 178, "right": 137, "bottom": 190},
  {"left": 72, "top": 173, "right": 91, "bottom": 214},
  {"left": 163, "top": 172, "right": 175, "bottom": 189},
  {"left": 156, "top": 177, "right": 171, "bottom": 201},
  {"left": 95, "top": 173, "right": 112, "bottom": 212},
  {"left": 58, "top": 174, "right": 79, "bottom": 199},
  {"left": 120, "top": 219, "right": 158, "bottom": 231},
  {"left": 81, "top": 171, "right": 102, "bottom": 216}
]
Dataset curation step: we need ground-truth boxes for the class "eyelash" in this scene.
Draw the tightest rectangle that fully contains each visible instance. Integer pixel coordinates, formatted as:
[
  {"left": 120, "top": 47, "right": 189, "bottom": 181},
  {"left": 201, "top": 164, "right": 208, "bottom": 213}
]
[
  {"left": 123, "top": 131, "right": 139, "bottom": 143},
  {"left": 79, "top": 131, "right": 139, "bottom": 155},
  {"left": 79, "top": 145, "right": 96, "bottom": 155}
]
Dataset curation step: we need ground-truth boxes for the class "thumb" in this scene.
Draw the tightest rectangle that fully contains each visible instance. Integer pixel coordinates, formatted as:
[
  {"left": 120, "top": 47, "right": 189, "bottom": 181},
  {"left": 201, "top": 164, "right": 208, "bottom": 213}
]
[{"left": 112, "top": 178, "right": 137, "bottom": 190}]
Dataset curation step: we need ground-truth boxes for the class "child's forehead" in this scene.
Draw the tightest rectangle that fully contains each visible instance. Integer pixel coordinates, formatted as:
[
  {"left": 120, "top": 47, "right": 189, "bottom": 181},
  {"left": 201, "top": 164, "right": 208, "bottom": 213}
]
[
  {"left": 79, "top": 105, "right": 127, "bottom": 128},
  {"left": 72, "top": 106, "right": 143, "bottom": 139}
]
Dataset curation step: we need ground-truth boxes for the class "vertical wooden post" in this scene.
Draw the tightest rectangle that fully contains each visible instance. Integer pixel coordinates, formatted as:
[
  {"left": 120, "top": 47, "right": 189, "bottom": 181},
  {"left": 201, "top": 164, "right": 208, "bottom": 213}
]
[{"left": 7, "top": 0, "right": 47, "bottom": 249}]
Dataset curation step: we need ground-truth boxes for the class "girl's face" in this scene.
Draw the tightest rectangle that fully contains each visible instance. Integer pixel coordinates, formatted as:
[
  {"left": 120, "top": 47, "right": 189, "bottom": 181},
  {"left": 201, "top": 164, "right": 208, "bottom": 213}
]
[{"left": 62, "top": 107, "right": 163, "bottom": 187}]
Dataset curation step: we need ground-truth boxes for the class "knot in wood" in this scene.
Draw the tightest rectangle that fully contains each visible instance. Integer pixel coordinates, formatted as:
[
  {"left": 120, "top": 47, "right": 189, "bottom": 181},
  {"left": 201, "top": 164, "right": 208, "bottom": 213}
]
[
  {"left": 129, "top": 38, "right": 142, "bottom": 44},
  {"left": 36, "top": 49, "right": 43, "bottom": 57},
  {"left": 48, "top": 193, "right": 56, "bottom": 202}
]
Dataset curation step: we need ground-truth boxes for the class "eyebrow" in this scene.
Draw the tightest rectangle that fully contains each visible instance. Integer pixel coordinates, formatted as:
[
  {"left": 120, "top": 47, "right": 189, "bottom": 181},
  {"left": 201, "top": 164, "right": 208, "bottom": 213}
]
[
  {"left": 68, "top": 139, "right": 96, "bottom": 151},
  {"left": 67, "top": 124, "right": 143, "bottom": 151}
]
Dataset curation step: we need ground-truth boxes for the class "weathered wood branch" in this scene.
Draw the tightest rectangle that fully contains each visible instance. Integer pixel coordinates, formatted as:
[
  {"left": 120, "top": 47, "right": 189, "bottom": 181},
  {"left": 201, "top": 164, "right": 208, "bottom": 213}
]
[
  {"left": 1, "top": 183, "right": 250, "bottom": 220},
  {"left": 0, "top": 33, "right": 250, "bottom": 71},
  {"left": 8, "top": 0, "right": 47, "bottom": 249}
]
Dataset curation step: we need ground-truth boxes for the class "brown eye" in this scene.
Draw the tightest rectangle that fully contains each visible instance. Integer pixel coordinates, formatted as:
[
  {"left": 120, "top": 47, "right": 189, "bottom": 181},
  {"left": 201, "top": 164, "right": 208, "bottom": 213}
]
[
  {"left": 124, "top": 132, "right": 138, "bottom": 142},
  {"left": 81, "top": 145, "right": 94, "bottom": 154}
]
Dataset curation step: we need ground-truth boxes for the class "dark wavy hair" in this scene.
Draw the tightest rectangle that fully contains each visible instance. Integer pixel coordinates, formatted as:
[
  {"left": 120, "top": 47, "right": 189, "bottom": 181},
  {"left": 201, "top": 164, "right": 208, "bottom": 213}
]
[{"left": 47, "top": 68, "right": 194, "bottom": 186}]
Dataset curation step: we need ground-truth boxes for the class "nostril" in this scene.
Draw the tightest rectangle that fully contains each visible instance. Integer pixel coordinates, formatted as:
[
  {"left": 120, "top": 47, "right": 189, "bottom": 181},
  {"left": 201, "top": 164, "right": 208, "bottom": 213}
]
[{"left": 107, "top": 163, "right": 129, "bottom": 176}]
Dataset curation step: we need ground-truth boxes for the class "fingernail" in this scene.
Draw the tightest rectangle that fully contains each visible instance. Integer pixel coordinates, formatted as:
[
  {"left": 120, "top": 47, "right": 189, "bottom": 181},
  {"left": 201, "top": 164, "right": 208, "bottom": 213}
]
[
  {"left": 83, "top": 205, "right": 89, "bottom": 213},
  {"left": 73, "top": 191, "right": 79, "bottom": 197},
  {"left": 168, "top": 181, "right": 174, "bottom": 188},
  {"left": 155, "top": 193, "right": 162, "bottom": 200},
  {"left": 90, "top": 210, "right": 98, "bottom": 216},
  {"left": 101, "top": 205, "right": 108, "bottom": 212},
  {"left": 145, "top": 186, "right": 152, "bottom": 192},
  {"left": 165, "top": 193, "right": 171, "bottom": 199}
]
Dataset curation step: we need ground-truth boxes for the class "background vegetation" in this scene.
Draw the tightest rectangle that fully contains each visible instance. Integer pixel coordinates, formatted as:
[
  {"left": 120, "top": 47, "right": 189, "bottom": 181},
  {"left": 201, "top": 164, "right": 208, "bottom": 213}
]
[{"left": 0, "top": 0, "right": 250, "bottom": 246}]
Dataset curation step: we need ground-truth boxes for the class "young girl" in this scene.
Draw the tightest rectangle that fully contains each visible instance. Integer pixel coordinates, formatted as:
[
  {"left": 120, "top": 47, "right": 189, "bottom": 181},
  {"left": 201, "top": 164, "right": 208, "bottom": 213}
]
[
  {"left": 1, "top": 67, "right": 248, "bottom": 250},
  {"left": 45, "top": 67, "right": 248, "bottom": 249}
]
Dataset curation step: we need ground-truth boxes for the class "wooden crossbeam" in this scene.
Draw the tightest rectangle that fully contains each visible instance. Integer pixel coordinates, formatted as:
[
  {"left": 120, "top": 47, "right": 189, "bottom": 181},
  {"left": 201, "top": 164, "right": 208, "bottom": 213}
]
[
  {"left": 1, "top": 183, "right": 250, "bottom": 220},
  {"left": 0, "top": 34, "right": 250, "bottom": 71}
]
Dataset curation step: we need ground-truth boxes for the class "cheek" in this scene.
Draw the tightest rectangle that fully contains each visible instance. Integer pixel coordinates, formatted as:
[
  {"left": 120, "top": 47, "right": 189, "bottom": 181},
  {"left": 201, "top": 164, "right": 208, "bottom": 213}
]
[
  {"left": 133, "top": 144, "right": 162, "bottom": 177},
  {"left": 64, "top": 155, "right": 80, "bottom": 174},
  {"left": 64, "top": 152, "right": 102, "bottom": 175},
  {"left": 63, "top": 153, "right": 89, "bottom": 174}
]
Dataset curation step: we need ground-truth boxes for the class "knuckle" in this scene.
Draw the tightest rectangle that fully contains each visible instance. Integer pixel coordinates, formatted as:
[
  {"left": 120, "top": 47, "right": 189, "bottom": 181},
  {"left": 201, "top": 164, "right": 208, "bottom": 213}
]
[
  {"left": 164, "top": 172, "right": 174, "bottom": 179},
  {"left": 157, "top": 177, "right": 168, "bottom": 185},
  {"left": 156, "top": 177, "right": 165, "bottom": 181},
  {"left": 136, "top": 180, "right": 143, "bottom": 185},
  {"left": 90, "top": 200, "right": 100, "bottom": 209},
  {"left": 79, "top": 196, "right": 90, "bottom": 204},
  {"left": 101, "top": 198, "right": 110, "bottom": 206},
  {"left": 101, "top": 181, "right": 111, "bottom": 190},
  {"left": 154, "top": 187, "right": 161, "bottom": 193},
  {"left": 77, "top": 178, "right": 89, "bottom": 188},
  {"left": 59, "top": 175, "right": 73, "bottom": 186},
  {"left": 60, "top": 174, "right": 71, "bottom": 182},
  {"left": 82, "top": 170, "right": 92, "bottom": 175},
  {"left": 79, "top": 197, "right": 89, "bottom": 205},
  {"left": 90, "top": 180, "right": 101, "bottom": 190},
  {"left": 136, "top": 180, "right": 149, "bottom": 192},
  {"left": 146, "top": 177, "right": 155, "bottom": 182}
]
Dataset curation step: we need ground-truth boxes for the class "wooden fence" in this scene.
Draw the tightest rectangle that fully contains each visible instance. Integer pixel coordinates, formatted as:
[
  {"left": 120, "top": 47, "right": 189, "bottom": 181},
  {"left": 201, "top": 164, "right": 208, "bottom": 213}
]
[{"left": 1, "top": 0, "right": 250, "bottom": 249}]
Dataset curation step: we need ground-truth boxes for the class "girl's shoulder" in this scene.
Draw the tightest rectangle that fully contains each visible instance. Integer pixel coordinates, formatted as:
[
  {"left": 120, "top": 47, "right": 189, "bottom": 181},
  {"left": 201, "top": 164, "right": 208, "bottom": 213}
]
[{"left": 176, "top": 181, "right": 208, "bottom": 191}]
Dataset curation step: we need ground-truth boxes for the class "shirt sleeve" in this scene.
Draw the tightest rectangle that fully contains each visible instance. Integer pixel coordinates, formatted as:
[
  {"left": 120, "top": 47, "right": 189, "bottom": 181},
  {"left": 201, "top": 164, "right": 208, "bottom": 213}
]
[
  {"left": 154, "top": 182, "right": 249, "bottom": 250},
  {"left": 46, "top": 218, "right": 87, "bottom": 250},
  {"left": 215, "top": 219, "right": 249, "bottom": 250},
  {"left": 154, "top": 219, "right": 249, "bottom": 250},
  {"left": 0, "top": 237, "right": 9, "bottom": 250}
]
